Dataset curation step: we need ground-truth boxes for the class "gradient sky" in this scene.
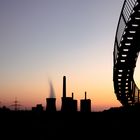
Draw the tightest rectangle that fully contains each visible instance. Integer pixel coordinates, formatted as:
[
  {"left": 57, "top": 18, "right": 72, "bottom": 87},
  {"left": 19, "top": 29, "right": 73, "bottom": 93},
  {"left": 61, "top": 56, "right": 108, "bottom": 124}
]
[{"left": 1, "top": 0, "right": 139, "bottom": 111}]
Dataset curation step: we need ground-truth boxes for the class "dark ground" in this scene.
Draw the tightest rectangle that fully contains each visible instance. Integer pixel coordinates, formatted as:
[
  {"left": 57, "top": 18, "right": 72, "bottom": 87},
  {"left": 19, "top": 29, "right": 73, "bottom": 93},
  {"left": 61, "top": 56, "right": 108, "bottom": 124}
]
[{"left": 0, "top": 107, "right": 140, "bottom": 139}]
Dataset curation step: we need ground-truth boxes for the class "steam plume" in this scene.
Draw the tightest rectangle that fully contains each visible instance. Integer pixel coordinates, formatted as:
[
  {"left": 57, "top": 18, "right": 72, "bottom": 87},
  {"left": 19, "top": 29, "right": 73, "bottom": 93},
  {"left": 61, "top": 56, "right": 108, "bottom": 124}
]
[{"left": 48, "top": 79, "right": 56, "bottom": 98}]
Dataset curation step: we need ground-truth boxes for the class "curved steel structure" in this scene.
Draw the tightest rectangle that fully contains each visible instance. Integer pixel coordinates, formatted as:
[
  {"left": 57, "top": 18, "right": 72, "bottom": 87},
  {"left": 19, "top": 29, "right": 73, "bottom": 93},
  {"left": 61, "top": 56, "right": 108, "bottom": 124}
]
[{"left": 113, "top": 0, "right": 140, "bottom": 106}]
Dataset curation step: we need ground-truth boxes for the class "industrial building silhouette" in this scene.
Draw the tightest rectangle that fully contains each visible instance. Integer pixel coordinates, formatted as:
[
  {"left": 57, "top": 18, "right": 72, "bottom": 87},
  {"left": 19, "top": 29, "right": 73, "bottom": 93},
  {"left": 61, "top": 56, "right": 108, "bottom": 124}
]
[
  {"left": 0, "top": 76, "right": 91, "bottom": 112},
  {"left": 80, "top": 92, "right": 91, "bottom": 112},
  {"left": 45, "top": 76, "right": 91, "bottom": 112},
  {"left": 61, "top": 76, "right": 77, "bottom": 112},
  {"left": 46, "top": 98, "right": 56, "bottom": 112}
]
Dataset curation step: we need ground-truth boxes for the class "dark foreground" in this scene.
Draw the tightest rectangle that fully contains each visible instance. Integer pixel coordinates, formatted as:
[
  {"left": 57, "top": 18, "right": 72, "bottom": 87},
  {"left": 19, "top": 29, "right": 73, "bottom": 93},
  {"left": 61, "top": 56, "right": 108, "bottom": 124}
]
[{"left": 0, "top": 108, "right": 140, "bottom": 139}]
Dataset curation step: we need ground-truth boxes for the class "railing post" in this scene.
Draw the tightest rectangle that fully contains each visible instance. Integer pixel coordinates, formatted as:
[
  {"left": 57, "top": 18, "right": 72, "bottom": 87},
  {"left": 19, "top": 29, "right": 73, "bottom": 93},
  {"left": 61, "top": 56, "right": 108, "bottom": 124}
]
[{"left": 138, "top": 90, "right": 140, "bottom": 103}]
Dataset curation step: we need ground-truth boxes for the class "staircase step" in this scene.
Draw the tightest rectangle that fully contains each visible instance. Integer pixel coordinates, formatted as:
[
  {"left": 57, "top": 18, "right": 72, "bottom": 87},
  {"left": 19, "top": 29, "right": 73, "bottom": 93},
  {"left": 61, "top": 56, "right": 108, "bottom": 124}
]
[
  {"left": 130, "top": 10, "right": 140, "bottom": 18},
  {"left": 122, "top": 31, "right": 137, "bottom": 38},
  {"left": 133, "top": 3, "right": 140, "bottom": 11},
  {"left": 126, "top": 20, "right": 140, "bottom": 27}
]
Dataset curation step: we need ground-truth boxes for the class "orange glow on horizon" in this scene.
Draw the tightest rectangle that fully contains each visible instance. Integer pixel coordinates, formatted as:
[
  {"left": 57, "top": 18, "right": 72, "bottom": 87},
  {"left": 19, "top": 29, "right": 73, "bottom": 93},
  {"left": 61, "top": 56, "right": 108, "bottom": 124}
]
[{"left": 0, "top": 74, "right": 121, "bottom": 111}]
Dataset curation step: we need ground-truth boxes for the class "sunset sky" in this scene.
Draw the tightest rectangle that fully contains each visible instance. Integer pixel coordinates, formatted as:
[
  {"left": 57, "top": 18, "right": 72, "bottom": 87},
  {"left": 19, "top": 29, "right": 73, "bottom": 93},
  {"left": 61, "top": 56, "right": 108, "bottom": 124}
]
[{"left": 2, "top": 0, "right": 140, "bottom": 111}]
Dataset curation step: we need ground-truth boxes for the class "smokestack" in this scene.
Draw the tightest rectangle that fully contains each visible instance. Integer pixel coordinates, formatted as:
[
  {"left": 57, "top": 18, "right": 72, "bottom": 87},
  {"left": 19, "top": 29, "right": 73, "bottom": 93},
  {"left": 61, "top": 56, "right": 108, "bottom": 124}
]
[
  {"left": 85, "top": 91, "right": 87, "bottom": 100},
  {"left": 72, "top": 92, "right": 74, "bottom": 99},
  {"left": 63, "top": 76, "right": 66, "bottom": 98}
]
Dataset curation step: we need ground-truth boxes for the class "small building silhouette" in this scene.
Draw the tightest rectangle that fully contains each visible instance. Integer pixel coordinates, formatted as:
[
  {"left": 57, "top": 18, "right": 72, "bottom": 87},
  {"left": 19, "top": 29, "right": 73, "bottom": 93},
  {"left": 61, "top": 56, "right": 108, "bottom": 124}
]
[
  {"left": 80, "top": 92, "right": 91, "bottom": 112},
  {"left": 32, "top": 104, "right": 43, "bottom": 112},
  {"left": 0, "top": 106, "right": 10, "bottom": 112}
]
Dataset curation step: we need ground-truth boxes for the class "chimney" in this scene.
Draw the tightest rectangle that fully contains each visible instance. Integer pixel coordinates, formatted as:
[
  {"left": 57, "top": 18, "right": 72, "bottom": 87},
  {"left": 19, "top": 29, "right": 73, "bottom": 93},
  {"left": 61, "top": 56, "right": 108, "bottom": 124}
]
[
  {"left": 63, "top": 76, "right": 66, "bottom": 98},
  {"left": 85, "top": 91, "right": 87, "bottom": 100},
  {"left": 72, "top": 92, "right": 74, "bottom": 99}
]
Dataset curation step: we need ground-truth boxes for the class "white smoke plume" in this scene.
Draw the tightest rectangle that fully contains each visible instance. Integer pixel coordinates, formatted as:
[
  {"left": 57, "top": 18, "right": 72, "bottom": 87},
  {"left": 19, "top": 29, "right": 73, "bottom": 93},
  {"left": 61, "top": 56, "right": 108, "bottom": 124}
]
[{"left": 48, "top": 79, "right": 56, "bottom": 98}]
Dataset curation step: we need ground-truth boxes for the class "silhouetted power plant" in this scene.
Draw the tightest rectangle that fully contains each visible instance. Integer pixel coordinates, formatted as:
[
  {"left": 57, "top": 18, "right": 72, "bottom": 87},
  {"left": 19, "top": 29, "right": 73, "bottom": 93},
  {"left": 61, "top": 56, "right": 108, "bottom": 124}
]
[
  {"left": 34, "top": 76, "right": 91, "bottom": 112},
  {"left": 2, "top": 76, "right": 91, "bottom": 112},
  {"left": 80, "top": 92, "right": 91, "bottom": 112}
]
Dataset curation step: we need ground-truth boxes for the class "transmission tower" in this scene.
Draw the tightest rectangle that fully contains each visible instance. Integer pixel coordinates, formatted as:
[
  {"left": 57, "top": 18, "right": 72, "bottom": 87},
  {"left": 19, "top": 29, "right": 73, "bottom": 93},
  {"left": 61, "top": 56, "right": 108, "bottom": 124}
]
[{"left": 11, "top": 98, "right": 21, "bottom": 111}]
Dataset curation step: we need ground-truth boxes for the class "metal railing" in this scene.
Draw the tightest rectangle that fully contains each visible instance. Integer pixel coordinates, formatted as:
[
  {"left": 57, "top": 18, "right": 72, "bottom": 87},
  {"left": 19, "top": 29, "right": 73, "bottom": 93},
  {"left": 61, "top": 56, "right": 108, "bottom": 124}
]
[
  {"left": 114, "top": 0, "right": 137, "bottom": 63},
  {"left": 113, "top": 0, "right": 140, "bottom": 105}
]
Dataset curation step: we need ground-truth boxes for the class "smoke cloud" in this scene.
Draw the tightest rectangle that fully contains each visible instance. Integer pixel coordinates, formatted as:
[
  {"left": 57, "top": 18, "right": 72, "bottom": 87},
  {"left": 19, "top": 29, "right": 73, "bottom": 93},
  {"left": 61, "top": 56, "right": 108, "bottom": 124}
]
[{"left": 48, "top": 79, "right": 56, "bottom": 98}]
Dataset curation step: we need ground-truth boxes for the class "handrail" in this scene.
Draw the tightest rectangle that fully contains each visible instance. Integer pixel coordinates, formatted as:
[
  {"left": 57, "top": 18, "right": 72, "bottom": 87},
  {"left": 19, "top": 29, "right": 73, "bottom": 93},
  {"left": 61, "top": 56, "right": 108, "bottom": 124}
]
[{"left": 113, "top": 0, "right": 140, "bottom": 105}]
